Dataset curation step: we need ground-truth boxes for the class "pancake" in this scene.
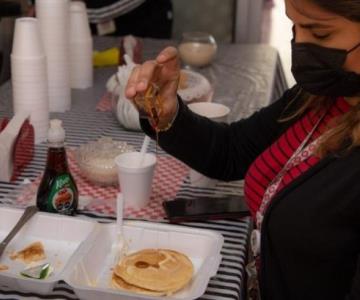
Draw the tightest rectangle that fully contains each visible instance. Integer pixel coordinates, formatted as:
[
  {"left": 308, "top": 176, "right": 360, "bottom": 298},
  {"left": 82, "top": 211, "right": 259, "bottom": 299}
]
[
  {"left": 10, "top": 241, "right": 46, "bottom": 264},
  {"left": 114, "top": 249, "right": 193, "bottom": 294},
  {"left": 111, "top": 273, "right": 165, "bottom": 296}
]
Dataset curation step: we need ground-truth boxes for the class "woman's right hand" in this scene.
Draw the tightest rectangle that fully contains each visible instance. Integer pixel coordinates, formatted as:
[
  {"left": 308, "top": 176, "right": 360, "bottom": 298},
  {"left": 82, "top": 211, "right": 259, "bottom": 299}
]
[{"left": 125, "top": 46, "right": 180, "bottom": 130}]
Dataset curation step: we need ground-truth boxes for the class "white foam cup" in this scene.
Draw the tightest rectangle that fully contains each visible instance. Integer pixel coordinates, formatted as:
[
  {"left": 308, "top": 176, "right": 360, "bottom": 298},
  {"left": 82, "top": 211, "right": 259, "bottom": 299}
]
[
  {"left": 115, "top": 152, "right": 157, "bottom": 209},
  {"left": 187, "top": 102, "right": 230, "bottom": 187},
  {"left": 12, "top": 18, "right": 44, "bottom": 58},
  {"left": 69, "top": 2, "right": 91, "bottom": 41},
  {"left": 36, "top": 0, "right": 70, "bottom": 12},
  {"left": 69, "top": 4, "right": 93, "bottom": 90}
]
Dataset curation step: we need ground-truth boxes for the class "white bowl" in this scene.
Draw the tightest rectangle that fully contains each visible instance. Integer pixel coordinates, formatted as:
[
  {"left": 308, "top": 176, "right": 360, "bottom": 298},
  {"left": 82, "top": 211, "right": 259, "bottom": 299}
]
[{"left": 188, "top": 102, "right": 230, "bottom": 122}]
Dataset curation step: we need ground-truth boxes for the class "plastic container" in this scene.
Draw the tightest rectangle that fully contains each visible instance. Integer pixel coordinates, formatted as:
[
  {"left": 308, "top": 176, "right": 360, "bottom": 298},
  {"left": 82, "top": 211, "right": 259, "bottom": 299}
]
[
  {"left": 188, "top": 102, "right": 230, "bottom": 122},
  {"left": 76, "top": 137, "right": 135, "bottom": 186},
  {"left": 177, "top": 70, "right": 213, "bottom": 103},
  {"left": 0, "top": 207, "right": 223, "bottom": 299},
  {"left": 0, "top": 206, "right": 98, "bottom": 294},
  {"left": 65, "top": 221, "right": 223, "bottom": 300},
  {"left": 178, "top": 32, "right": 217, "bottom": 68}
]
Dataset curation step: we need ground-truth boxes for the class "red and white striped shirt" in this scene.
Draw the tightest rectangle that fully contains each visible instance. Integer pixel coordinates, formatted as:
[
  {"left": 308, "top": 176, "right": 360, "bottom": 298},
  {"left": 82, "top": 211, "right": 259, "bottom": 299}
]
[{"left": 244, "top": 97, "right": 350, "bottom": 218}]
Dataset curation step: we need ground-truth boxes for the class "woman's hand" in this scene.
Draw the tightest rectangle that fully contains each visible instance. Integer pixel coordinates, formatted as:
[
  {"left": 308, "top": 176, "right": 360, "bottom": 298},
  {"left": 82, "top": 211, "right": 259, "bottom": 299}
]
[{"left": 125, "top": 46, "right": 180, "bottom": 129}]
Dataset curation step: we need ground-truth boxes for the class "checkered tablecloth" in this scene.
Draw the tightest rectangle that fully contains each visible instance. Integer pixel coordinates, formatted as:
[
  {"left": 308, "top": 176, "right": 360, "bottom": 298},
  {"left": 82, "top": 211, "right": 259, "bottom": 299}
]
[
  {"left": 96, "top": 92, "right": 114, "bottom": 112},
  {"left": 15, "top": 148, "right": 189, "bottom": 221}
]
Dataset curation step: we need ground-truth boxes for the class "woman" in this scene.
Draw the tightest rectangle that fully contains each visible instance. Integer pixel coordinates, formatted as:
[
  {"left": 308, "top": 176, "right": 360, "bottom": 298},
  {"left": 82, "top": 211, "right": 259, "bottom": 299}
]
[{"left": 125, "top": 0, "right": 360, "bottom": 299}]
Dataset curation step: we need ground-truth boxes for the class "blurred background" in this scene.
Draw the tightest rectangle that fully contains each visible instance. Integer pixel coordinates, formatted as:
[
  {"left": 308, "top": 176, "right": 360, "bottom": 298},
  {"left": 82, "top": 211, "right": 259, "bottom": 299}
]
[{"left": 0, "top": 0, "right": 294, "bottom": 86}]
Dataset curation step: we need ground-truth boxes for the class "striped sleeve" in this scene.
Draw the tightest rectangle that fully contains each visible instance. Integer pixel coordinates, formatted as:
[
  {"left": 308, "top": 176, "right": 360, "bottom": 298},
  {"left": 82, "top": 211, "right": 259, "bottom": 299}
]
[{"left": 86, "top": 0, "right": 146, "bottom": 23}]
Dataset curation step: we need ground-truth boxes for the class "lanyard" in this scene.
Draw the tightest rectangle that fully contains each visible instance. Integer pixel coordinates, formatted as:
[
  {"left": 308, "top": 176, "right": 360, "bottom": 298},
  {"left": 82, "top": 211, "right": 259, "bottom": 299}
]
[
  {"left": 248, "top": 110, "right": 328, "bottom": 288},
  {"left": 250, "top": 110, "right": 327, "bottom": 257},
  {"left": 255, "top": 110, "right": 326, "bottom": 230}
]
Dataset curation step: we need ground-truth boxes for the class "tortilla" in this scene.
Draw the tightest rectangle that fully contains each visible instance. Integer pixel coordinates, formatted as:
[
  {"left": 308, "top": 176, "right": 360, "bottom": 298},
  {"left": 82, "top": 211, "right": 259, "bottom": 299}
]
[{"left": 10, "top": 241, "right": 46, "bottom": 264}]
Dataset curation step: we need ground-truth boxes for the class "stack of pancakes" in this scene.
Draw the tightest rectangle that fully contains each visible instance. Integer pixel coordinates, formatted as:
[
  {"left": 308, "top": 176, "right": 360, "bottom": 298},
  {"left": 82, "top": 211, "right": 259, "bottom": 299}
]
[{"left": 111, "top": 249, "right": 194, "bottom": 296}]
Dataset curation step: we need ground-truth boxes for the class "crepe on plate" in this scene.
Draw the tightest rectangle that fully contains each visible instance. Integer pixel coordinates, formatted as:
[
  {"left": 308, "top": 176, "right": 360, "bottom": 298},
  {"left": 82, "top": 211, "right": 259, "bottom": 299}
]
[
  {"left": 112, "top": 249, "right": 193, "bottom": 296},
  {"left": 10, "top": 241, "right": 46, "bottom": 264}
]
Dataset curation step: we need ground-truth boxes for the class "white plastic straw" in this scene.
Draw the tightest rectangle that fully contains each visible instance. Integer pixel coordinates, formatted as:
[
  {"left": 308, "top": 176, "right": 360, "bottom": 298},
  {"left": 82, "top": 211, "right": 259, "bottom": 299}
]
[
  {"left": 116, "top": 193, "right": 124, "bottom": 229},
  {"left": 113, "top": 193, "right": 124, "bottom": 264},
  {"left": 139, "top": 135, "right": 151, "bottom": 166}
]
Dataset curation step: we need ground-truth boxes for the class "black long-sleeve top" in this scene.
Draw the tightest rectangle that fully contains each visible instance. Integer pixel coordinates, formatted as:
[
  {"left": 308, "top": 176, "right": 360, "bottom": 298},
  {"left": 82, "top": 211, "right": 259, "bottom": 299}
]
[{"left": 141, "top": 86, "right": 360, "bottom": 300}]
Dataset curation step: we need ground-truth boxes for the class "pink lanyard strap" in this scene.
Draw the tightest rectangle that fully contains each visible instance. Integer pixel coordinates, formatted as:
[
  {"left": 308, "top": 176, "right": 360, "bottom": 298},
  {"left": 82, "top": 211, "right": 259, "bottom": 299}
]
[{"left": 256, "top": 111, "right": 326, "bottom": 229}]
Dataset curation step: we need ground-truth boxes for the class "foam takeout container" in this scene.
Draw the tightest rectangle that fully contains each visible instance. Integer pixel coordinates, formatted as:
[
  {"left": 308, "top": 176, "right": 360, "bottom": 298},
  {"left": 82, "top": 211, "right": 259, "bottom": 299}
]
[
  {"left": 0, "top": 207, "right": 224, "bottom": 300},
  {"left": 0, "top": 206, "right": 98, "bottom": 294}
]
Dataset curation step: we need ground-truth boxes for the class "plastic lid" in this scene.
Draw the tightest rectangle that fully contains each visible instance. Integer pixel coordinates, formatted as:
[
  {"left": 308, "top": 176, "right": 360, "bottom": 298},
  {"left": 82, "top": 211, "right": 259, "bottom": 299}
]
[{"left": 48, "top": 119, "right": 65, "bottom": 143}]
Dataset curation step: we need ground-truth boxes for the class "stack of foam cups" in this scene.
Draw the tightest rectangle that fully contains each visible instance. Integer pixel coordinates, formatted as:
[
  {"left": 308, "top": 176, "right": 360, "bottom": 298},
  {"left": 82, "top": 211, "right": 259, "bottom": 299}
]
[
  {"left": 36, "top": 0, "right": 71, "bottom": 112},
  {"left": 69, "top": 1, "right": 93, "bottom": 89},
  {"left": 11, "top": 18, "right": 49, "bottom": 144}
]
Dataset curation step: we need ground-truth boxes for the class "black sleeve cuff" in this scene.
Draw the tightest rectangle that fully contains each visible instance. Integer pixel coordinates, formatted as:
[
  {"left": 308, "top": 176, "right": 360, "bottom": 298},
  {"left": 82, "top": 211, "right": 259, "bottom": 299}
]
[{"left": 140, "top": 95, "right": 186, "bottom": 140}]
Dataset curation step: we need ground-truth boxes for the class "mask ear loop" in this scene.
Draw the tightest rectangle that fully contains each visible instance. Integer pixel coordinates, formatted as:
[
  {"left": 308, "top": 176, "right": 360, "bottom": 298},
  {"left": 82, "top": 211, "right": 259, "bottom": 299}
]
[
  {"left": 292, "top": 25, "right": 296, "bottom": 36},
  {"left": 291, "top": 25, "right": 296, "bottom": 42},
  {"left": 347, "top": 42, "right": 360, "bottom": 54}
]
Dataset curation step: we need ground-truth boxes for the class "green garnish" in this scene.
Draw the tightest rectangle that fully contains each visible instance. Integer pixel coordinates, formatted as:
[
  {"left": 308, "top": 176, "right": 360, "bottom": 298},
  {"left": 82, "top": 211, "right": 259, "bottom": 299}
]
[{"left": 20, "top": 263, "right": 53, "bottom": 279}]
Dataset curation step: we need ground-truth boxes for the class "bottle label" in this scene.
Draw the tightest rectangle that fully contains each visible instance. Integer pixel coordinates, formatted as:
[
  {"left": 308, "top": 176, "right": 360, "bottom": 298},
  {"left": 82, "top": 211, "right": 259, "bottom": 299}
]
[{"left": 48, "top": 174, "right": 76, "bottom": 213}]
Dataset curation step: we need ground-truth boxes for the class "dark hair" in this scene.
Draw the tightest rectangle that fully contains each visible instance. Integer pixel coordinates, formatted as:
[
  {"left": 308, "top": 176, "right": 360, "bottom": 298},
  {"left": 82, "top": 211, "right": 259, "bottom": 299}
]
[
  {"left": 310, "top": 0, "right": 360, "bottom": 22},
  {"left": 285, "top": 1, "right": 360, "bottom": 158}
]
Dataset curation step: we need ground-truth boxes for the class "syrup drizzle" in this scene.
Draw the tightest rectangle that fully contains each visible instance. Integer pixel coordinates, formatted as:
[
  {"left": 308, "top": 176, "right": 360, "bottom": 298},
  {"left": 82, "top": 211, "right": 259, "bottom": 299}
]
[{"left": 135, "top": 82, "right": 162, "bottom": 156}]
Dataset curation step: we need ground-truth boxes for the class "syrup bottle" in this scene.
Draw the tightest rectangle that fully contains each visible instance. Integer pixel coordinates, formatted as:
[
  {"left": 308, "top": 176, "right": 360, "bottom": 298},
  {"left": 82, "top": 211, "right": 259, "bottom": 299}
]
[{"left": 36, "top": 119, "right": 78, "bottom": 215}]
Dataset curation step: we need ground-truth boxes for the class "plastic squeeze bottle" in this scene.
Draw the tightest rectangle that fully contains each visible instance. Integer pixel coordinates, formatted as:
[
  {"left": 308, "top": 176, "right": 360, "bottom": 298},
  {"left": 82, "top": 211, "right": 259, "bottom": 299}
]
[{"left": 36, "top": 119, "right": 78, "bottom": 215}]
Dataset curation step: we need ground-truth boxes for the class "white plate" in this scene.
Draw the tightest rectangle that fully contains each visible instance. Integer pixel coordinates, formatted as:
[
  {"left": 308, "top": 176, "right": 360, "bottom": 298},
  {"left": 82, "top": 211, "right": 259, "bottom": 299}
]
[
  {"left": 177, "top": 70, "right": 213, "bottom": 103},
  {"left": 65, "top": 221, "right": 223, "bottom": 300}
]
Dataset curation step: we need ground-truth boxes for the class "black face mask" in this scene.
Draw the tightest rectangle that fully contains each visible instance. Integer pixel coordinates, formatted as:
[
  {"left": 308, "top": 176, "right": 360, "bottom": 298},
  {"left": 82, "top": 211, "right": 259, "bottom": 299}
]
[{"left": 291, "top": 37, "right": 360, "bottom": 97}]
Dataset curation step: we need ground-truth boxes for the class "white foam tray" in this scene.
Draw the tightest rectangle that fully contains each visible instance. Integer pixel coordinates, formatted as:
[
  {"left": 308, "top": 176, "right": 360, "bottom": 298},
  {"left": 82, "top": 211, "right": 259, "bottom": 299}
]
[
  {"left": 0, "top": 206, "right": 98, "bottom": 294},
  {"left": 0, "top": 207, "right": 224, "bottom": 300}
]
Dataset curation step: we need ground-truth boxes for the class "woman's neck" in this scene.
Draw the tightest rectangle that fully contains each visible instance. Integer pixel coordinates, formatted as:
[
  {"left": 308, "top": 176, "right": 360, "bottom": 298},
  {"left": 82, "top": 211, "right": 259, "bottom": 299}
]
[{"left": 344, "top": 96, "right": 360, "bottom": 106}]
